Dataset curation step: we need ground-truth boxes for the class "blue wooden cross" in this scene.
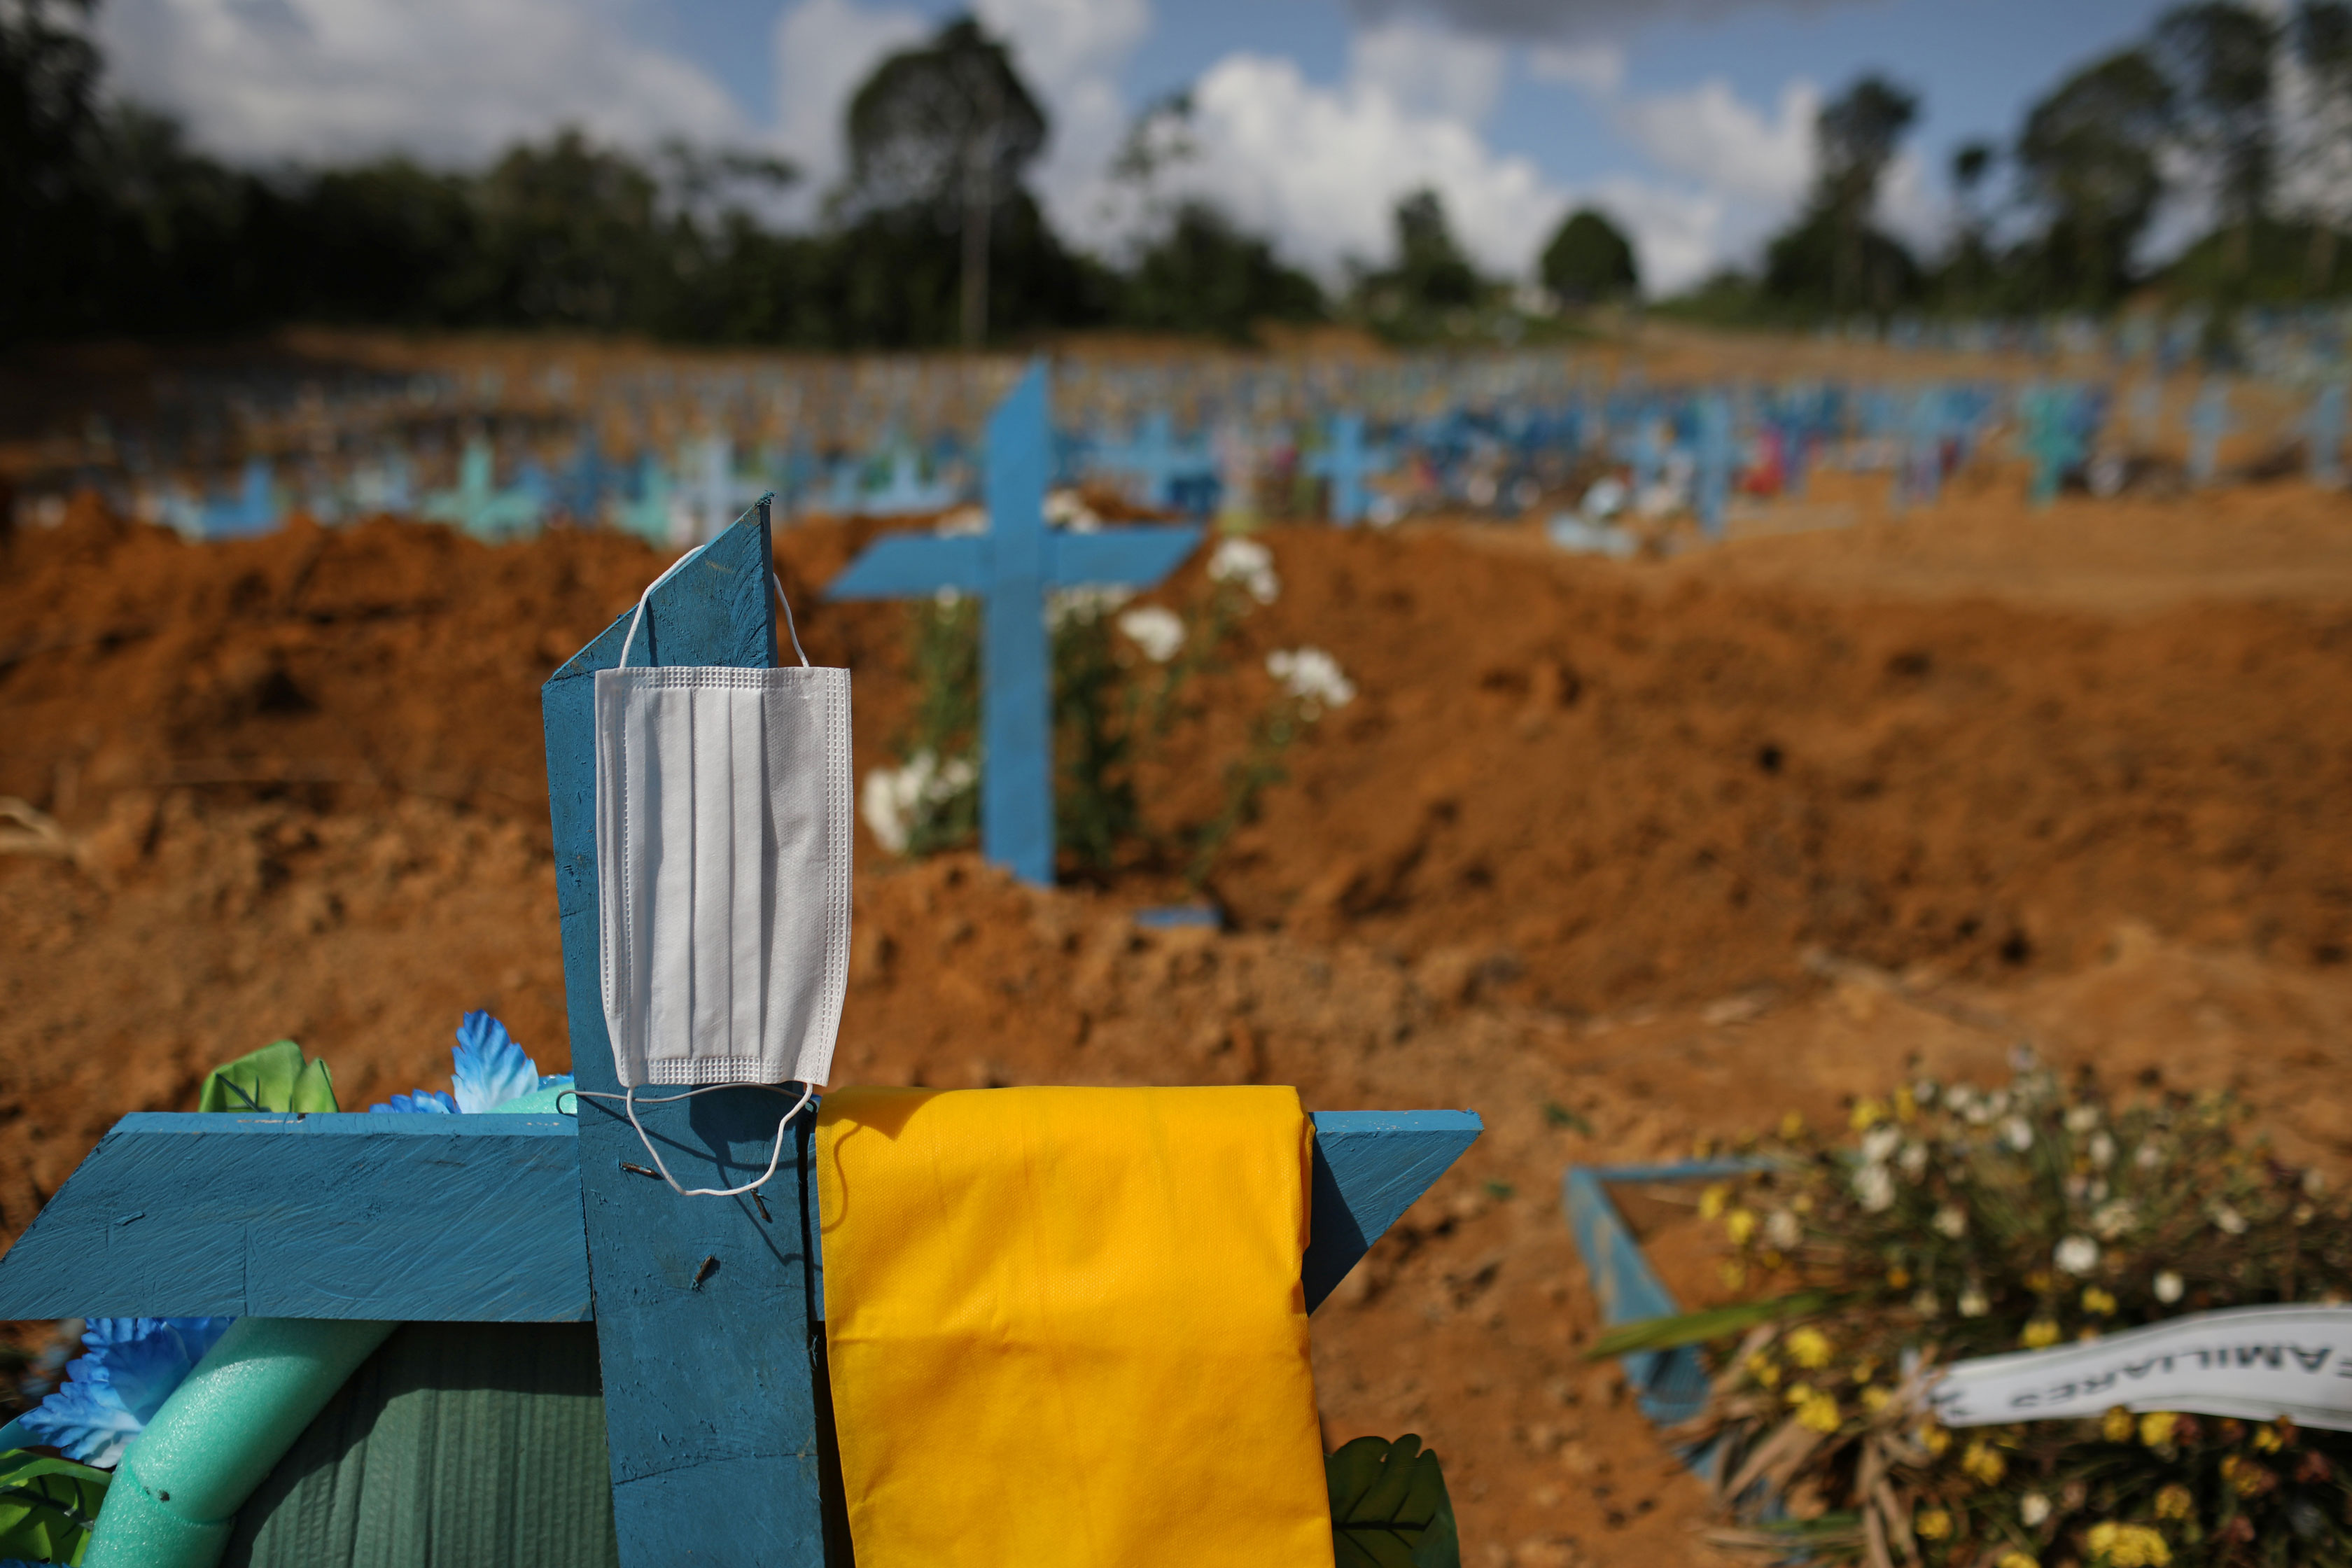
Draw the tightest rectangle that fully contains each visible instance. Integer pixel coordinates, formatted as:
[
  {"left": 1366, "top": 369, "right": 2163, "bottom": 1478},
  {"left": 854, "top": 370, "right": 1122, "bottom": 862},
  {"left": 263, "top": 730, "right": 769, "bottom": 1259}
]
[
  {"left": 422, "top": 437, "right": 547, "bottom": 542},
  {"left": 2189, "top": 378, "right": 2230, "bottom": 486},
  {"left": 2309, "top": 382, "right": 2346, "bottom": 488},
  {"left": 1691, "top": 394, "right": 1733, "bottom": 538},
  {"left": 1094, "top": 411, "right": 1214, "bottom": 514},
  {"left": 1308, "top": 412, "right": 1390, "bottom": 527},
  {"left": 825, "top": 363, "right": 1202, "bottom": 886},
  {"left": 172, "top": 456, "right": 279, "bottom": 540}
]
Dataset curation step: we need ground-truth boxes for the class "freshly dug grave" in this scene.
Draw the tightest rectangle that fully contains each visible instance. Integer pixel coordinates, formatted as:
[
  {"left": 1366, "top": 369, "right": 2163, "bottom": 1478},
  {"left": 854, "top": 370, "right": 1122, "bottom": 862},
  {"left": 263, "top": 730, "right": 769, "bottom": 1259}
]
[{"left": 4, "top": 487, "right": 2352, "bottom": 1567}]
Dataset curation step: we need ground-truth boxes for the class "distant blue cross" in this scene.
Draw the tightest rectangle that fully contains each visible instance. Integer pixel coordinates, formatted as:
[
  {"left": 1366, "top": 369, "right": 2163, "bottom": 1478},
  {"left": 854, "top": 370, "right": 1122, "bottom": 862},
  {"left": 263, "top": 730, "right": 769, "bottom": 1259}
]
[
  {"left": 2189, "top": 379, "right": 2230, "bottom": 486},
  {"left": 827, "top": 363, "right": 1202, "bottom": 885},
  {"left": 2309, "top": 383, "right": 2346, "bottom": 488},
  {"left": 1691, "top": 395, "right": 1733, "bottom": 538},
  {"left": 192, "top": 456, "right": 279, "bottom": 539},
  {"left": 1096, "top": 412, "right": 1215, "bottom": 514},
  {"left": 1308, "top": 412, "right": 1390, "bottom": 526}
]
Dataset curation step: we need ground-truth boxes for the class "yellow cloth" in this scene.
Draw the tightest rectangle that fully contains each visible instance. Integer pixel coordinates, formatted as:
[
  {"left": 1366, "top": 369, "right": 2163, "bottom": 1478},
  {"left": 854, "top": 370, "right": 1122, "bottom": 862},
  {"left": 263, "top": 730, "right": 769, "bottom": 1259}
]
[{"left": 817, "top": 1085, "right": 1335, "bottom": 1568}]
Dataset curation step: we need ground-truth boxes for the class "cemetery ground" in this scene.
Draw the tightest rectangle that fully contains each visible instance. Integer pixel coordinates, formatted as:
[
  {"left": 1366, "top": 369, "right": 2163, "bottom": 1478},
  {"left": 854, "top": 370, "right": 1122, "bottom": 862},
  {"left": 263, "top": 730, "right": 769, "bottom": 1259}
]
[{"left": 3, "top": 477, "right": 2352, "bottom": 1567}]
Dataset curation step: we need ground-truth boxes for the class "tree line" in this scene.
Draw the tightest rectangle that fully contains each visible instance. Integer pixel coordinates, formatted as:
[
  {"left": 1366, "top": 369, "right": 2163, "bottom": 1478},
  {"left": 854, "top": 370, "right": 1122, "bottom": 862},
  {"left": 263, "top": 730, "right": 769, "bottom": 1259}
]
[{"left": 4, "top": 0, "right": 2344, "bottom": 351}]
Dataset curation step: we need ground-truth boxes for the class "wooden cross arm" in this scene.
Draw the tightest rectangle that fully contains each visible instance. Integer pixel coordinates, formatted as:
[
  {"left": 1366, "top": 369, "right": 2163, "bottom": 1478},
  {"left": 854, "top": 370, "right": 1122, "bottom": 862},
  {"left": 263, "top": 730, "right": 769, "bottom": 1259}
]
[
  {"left": 823, "top": 533, "right": 986, "bottom": 599},
  {"left": 0, "top": 1109, "right": 1480, "bottom": 1322}
]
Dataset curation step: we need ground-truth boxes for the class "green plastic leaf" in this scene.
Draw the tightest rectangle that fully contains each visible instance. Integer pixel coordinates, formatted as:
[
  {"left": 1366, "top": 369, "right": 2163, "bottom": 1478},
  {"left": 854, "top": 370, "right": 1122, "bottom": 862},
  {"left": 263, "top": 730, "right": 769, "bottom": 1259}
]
[
  {"left": 197, "top": 1038, "right": 339, "bottom": 1115},
  {"left": 1327, "top": 1434, "right": 1460, "bottom": 1568},
  {"left": 0, "top": 1448, "right": 111, "bottom": 1565},
  {"left": 1584, "top": 1291, "right": 1837, "bottom": 1360}
]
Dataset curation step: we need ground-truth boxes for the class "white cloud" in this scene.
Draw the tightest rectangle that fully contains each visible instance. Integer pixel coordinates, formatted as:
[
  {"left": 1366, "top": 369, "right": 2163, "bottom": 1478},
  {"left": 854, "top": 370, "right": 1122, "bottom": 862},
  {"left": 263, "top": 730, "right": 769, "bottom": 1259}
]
[
  {"left": 1612, "top": 76, "right": 1817, "bottom": 210},
  {"left": 1528, "top": 43, "right": 1625, "bottom": 95},
  {"left": 972, "top": 0, "right": 1152, "bottom": 246},
  {"left": 96, "top": 0, "right": 748, "bottom": 164},
  {"left": 771, "top": 0, "right": 927, "bottom": 207},
  {"left": 1175, "top": 50, "right": 1568, "bottom": 281},
  {"left": 1349, "top": 18, "right": 1509, "bottom": 125}
]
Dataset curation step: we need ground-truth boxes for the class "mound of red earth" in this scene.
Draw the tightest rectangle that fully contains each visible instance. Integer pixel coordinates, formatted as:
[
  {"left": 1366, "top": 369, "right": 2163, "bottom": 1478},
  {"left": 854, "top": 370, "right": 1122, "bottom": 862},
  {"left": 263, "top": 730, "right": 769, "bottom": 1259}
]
[{"left": 6, "top": 498, "right": 2352, "bottom": 1567}]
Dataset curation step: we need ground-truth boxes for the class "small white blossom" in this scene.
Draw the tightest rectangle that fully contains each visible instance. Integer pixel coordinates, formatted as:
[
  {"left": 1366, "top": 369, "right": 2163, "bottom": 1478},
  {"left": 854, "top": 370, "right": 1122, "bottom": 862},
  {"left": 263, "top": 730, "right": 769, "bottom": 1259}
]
[
  {"left": 2092, "top": 1200, "right": 2137, "bottom": 1241},
  {"left": 2054, "top": 1235, "right": 2101, "bottom": 1276},
  {"left": 1912, "top": 1079, "right": 1940, "bottom": 1106},
  {"left": 2306, "top": 1169, "right": 2329, "bottom": 1197},
  {"left": 1766, "top": 1209, "right": 1802, "bottom": 1250},
  {"left": 1046, "top": 584, "right": 1132, "bottom": 630},
  {"left": 2154, "top": 1270, "right": 2185, "bottom": 1304},
  {"left": 858, "top": 750, "right": 975, "bottom": 856},
  {"left": 1984, "top": 1089, "right": 2011, "bottom": 1119},
  {"left": 1861, "top": 1126, "right": 1903, "bottom": 1165},
  {"left": 2208, "top": 1203, "right": 2248, "bottom": 1236},
  {"left": 1853, "top": 1163, "right": 1896, "bottom": 1214},
  {"left": 2135, "top": 1140, "right": 2163, "bottom": 1171},
  {"left": 2065, "top": 1104, "right": 2102, "bottom": 1133},
  {"left": 1959, "top": 1283, "right": 1990, "bottom": 1319},
  {"left": 2088, "top": 1130, "right": 2117, "bottom": 1168},
  {"left": 1933, "top": 1204, "right": 1968, "bottom": 1239},
  {"left": 1898, "top": 1141, "right": 1929, "bottom": 1179},
  {"left": 1044, "top": 487, "right": 1101, "bottom": 532},
  {"left": 2001, "top": 1115, "right": 2035, "bottom": 1153},
  {"left": 1207, "top": 536, "right": 1278, "bottom": 603},
  {"left": 1945, "top": 1084, "right": 1977, "bottom": 1119},
  {"left": 1911, "top": 1288, "right": 1940, "bottom": 1317},
  {"left": 2020, "top": 1492, "right": 2052, "bottom": 1527},
  {"left": 1115, "top": 605, "right": 1185, "bottom": 663},
  {"left": 1267, "top": 647, "right": 1356, "bottom": 710}
]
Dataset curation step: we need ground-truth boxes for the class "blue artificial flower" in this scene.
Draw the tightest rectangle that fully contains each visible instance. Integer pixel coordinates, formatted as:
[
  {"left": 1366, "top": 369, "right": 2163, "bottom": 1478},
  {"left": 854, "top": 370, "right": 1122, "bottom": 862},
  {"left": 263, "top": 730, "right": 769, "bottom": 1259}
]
[
  {"left": 22, "top": 1317, "right": 232, "bottom": 1469},
  {"left": 370, "top": 1011, "right": 571, "bottom": 1114}
]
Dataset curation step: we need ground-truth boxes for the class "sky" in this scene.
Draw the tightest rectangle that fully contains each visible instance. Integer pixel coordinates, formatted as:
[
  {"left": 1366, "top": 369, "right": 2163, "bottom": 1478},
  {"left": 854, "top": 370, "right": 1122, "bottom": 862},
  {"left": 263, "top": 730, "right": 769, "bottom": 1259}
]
[{"left": 92, "top": 0, "right": 2177, "bottom": 295}]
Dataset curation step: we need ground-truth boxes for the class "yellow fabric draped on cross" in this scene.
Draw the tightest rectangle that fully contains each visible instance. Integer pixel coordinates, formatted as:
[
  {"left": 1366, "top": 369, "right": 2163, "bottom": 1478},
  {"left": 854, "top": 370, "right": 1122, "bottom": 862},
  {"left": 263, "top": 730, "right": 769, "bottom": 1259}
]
[{"left": 816, "top": 1084, "right": 1336, "bottom": 1568}]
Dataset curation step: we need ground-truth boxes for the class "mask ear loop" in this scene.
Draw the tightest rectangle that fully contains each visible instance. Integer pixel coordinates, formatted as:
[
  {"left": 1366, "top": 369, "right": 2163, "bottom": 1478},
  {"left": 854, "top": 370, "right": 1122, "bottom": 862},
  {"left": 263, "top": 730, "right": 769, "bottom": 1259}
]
[
  {"left": 615, "top": 1081, "right": 816, "bottom": 1197},
  {"left": 774, "top": 572, "right": 809, "bottom": 666},
  {"left": 616, "top": 547, "right": 811, "bottom": 671}
]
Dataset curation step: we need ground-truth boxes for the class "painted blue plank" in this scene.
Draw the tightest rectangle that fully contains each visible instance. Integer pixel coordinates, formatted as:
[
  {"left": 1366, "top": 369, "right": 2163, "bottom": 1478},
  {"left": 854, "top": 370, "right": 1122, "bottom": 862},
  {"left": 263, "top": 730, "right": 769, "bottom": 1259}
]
[
  {"left": 1303, "top": 1110, "right": 1482, "bottom": 1312},
  {"left": 822, "top": 533, "right": 988, "bottom": 601},
  {"left": 1562, "top": 1161, "right": 1768, "bottom": 1427},
  {"left": 980, "top": 363, "right": 1057, "bottom": 887},
  {"left": 1046, "top": 526, "right": 1201, "bottom": 587},
  {"left": 542, "top": 498, "right": 830, "bottom": 1568},
  {"left": 0, "top": 1114, "right": 587, "bottom": 1322}
]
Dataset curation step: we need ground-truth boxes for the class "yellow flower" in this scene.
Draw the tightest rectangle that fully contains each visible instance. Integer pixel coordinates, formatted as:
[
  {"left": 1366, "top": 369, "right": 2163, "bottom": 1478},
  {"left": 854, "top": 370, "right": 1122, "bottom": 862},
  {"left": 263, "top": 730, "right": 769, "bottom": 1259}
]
[
  {"left": 2139, "top": 1411, "right": 2178, "bottom": 1447},
  {"left": 1785, "top": 1326, "right": 1833, "bottom": 1369},
  {"left": 1998, "top": 1555, "right": 2040, "bottom": 1568},
  {"left": 1962, "top": 1440, "right": 2007, "bottom": 1486},
  {"left": 1863, "top": 1386, "right": 1893, "bottom": 1413},
  {"left": 2101, "top": 1406, "right": 2135, "bottom": 1443},
  {"left": 1726, "top": 1208, "right": 1758, "bottom": 1245},
  {"left": 1919, "top": 1422, "right": 1951, "bottom": 1457},
  {"left": 1780, "top": 1110, "right": 1806, "bottom": 1140},
  {"left": 2082, "top": 1287, "right": 2118, "bottom": 1316},
  {"left": 1785, "top": 1382, "right": 1813, "bottom": 1406},
  {"left": 1895, "top": 1086, "right": 1919, "bottom": 1122},
  {"left": 1795, "top": 1389, "right": 1842, "bottom": 1433},
  {"left": 2022, "top": 1319, "right": 2062, "bottom": 1349},
  {"left": 1746, "top": 1352, "right": 1781, "bottom": 1389},
  {"left": 1719, "top": 1260, "right": 1748, "bottom": 1290},
  {"left": 1854, "top": 1359, "right": 1877, "bottom": 1384},
  {"left": 2153, "top": 1483, "right": 2193, "bottom": 1520},
  {"left": 2085, "top": 1521, "right": 2172, "bottom": 1567},
  {"left": 2220, "top": 1455, "right": 2272, "bottom": 1497},
  {"left": 1851, "top": 1098, "right": 1889, "bottom": 1130},
  {"left": 1700, "top": 1184, "right": 1728, "bottom": 1220},
  {"left": 2254, "top": 1423, "right": 2283, "bottom": 1452},
  {"left": 1914, "top": 1508, "right": 1953, "bottom": 1541},
  {"left": 1791, "top": 1191, "right": 1814, "bottom": 1214}
]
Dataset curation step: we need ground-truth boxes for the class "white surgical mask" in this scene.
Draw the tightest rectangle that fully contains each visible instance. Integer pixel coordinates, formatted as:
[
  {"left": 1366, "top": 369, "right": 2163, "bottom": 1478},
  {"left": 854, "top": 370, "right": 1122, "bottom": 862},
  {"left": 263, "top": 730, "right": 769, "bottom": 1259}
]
[{"left": 591, "top": 547, "right": 850, "bottom": 1194}]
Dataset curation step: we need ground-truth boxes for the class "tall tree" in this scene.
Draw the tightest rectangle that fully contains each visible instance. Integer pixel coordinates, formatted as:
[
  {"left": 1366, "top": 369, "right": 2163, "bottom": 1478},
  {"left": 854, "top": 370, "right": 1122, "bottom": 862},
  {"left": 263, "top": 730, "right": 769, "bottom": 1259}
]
[
  {"left": 2016, "top": 49, "right": 2175, "bottom": 307},
  {"left": 2291, "top": 1, "right": 2352, "bottom": 291},
  {"left": 2152, "top": 3, "right": 2279, "bottom": 279},
  {"left": 843, "top": 16, "right": 1047, "bottom": 350},
  {"left": 0, "top": 0, "right": 102, "bottom": 342},
  {"left": 1539, "top": 207, "right": 1639, "bottom": 304},
  {"left": 1813, "top": 75, "right": 1919, "bottom": 313}
]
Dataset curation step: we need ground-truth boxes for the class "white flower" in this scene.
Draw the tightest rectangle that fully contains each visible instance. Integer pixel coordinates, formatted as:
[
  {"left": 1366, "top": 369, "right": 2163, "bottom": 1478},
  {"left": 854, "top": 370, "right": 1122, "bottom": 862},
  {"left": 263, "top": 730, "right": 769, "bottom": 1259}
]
[
  {"left": 1207, "top": 536, "right": 1278, "bottom": 603},
  {"left": 2088, "top": 1130, "right": 2117, "bottom": 1169},
  {"left": 1898, "top": 1141, "right": 1929, "bottom": 1179},
  {"left": 2135, "top": 1140, "right": 2163, "bottom": 1171},
  {"left": 2001, "top": 1115, "right": 2035, "bottom": 1153},
  {"left": 934, "top": 585, "right": 962, "bottom": 609},
  {"left": 1047, "top": 584, "right": 1131, "bottom": 630},
  {"left": 1911, "top": 1288, "right": 1940, "bottom": 1317},
  {"left": 858, "top": 750, "right": 975, "bottom": 856},
  {"left": 1959, "top": 1283, "right": 1990, "bottom": 1318},
  {"left": 2054, "top": 1235, "right": 2101, "bottom": 1276},
  {"left": 1044, "top": 487, "right": 1101, "bottom": 532},
  {"left": 2092, "top": 1200, "right": 2136, "bottom": 1241},
  {"left": 1853, "top": 1163, "right": 1896, "bottom": 1214},
  {"left": 1115, "top": 605, "right": 1185, "bottom": 663},
  {"left": 1945, "top": 1084, "right": 1977, "bottom": 1118},
  {"left": 1267, "top": 647, "right": 1356, "bottom": 710},
  {"left": 1933, "top": 1205, "right": 1968, "bottom": 1239},
  {"left": 1984, "top": 1089, "right": 2011, "bottom": 1119},
  {"left": 2155, "top": 1270, "right": 2185, "bottom": 1304},
  {"left": 2065, "top": 1104, "right": 2101, "bottom": 1133},
  {"left": 1912, "top": 1079, "right": 1940, "bottom": 1107},
  {"left": 2208, "top": 1202, "right": 2248, "bottom": 1236},
  {"left": 934, "top": 505, "right": 987, "bottom": 537},
  {"left": 2020, "top": 1492, "right": 2052, "bottom": 1527},
  {"left": 1861, "top": 1126, "right": 1903, "bottom": 1165},
  {"left": 1766, "top": 1209, "right": 1802, "bottom": 1250}
]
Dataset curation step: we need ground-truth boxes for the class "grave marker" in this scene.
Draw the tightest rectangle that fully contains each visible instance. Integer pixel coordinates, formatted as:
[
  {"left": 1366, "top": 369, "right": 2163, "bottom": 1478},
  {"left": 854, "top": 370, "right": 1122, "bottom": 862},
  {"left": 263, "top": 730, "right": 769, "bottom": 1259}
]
[
  {"left": 1308, "top": 412, "right": 1390, "bottom": 526},
  {"left": 2310, "top": 382, "right": 2346, "bottom": 488},
  {"left": 826, "top": 363, "right": 1202, "bottom": 885},
  {"left": 2190, "top": 378, "right": 2230, "bottom": 486}
]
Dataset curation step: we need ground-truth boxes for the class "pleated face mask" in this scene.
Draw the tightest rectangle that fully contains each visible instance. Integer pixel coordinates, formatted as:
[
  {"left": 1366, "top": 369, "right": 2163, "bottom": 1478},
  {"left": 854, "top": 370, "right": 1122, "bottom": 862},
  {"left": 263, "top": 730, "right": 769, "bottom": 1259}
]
[{"left": 594, "top": 550, "right": 851, "bottom": 1123}]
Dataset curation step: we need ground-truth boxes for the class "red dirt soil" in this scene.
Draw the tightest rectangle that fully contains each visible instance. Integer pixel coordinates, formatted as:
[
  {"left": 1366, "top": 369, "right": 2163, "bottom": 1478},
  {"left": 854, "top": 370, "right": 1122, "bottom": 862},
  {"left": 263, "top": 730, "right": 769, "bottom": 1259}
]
[{"left": 5, "top": 479, "right": 2352, "bottom": 1567}]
